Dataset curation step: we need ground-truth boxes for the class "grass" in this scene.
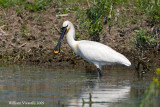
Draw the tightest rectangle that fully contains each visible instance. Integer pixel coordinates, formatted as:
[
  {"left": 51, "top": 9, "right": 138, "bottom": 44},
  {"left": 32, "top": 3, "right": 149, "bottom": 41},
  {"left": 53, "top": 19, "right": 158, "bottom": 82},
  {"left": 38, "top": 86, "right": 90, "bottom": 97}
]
[
  {"left": 74, "top": 0, "right": 132, "bottom": 41},
  {"left": 136, "top": 0, "right": 160, "bottom": 24},
  {"left": 0, "top": 0, "right": 159, "bottom": 44},
  {"left": 0, "top": 0, "right": 52, "bottom": 12},
  {"left": 72, "top": 0, "right": 159, "bottom": 44},
  {"left": 134, "top": 29, "right": 156, "bottom": 51},
  {"left": 21, "top": 25, "right": 32, "bottom": 40},
  {"left": 0, "top": 0, "right": 25, "bottom": 8},
  {"left": 0, "top": 13, "right": 7, "bottom": 26},
  {"left": 132, "top": 28, "right": 159, "bottom": 75},
  {"left": 0, "top": 0, "right": 159, "bottom": 25},
  {"left": 24, "top": 0, "right": 52, "bottom": 12}
]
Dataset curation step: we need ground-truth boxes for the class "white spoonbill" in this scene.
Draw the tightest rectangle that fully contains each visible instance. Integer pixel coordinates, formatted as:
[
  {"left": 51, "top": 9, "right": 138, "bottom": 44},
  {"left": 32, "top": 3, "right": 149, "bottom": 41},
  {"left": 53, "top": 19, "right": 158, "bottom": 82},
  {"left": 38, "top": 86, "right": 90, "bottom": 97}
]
[{"left": 54, "top": 21, "right": 131, "bottom": 76}]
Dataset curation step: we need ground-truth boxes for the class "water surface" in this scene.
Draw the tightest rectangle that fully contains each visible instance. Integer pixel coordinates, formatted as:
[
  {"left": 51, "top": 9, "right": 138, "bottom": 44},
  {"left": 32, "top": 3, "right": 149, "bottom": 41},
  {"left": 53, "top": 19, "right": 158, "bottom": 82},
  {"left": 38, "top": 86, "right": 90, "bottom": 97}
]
[{"left": 0, "top": 63, "right": 159, "bottom": 107}]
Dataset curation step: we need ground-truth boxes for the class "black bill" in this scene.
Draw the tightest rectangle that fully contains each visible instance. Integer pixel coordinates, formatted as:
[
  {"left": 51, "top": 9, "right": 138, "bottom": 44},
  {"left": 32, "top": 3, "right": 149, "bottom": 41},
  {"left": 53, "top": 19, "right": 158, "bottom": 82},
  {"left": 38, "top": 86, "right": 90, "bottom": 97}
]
[{"left": 54, "top": 27, "right": 67, "bottom": 54}]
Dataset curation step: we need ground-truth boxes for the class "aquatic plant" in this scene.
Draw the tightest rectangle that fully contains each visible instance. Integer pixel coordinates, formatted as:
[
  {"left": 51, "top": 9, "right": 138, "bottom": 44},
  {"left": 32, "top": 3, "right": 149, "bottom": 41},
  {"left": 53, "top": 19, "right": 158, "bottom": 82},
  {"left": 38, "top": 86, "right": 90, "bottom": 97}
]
[
  {"left": 139, "top": 68, "right": 160, "bottom": 107},
  {"left": 82, "top": 92, "right": 93, "bottom": 105}
]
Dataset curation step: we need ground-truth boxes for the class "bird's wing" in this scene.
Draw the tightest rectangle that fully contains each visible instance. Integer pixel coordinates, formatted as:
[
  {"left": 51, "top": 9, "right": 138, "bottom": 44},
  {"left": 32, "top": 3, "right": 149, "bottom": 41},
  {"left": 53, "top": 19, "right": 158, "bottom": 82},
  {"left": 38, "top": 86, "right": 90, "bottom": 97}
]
[{"left": 77, "top": 40, "right": 130, "bottom": 65}]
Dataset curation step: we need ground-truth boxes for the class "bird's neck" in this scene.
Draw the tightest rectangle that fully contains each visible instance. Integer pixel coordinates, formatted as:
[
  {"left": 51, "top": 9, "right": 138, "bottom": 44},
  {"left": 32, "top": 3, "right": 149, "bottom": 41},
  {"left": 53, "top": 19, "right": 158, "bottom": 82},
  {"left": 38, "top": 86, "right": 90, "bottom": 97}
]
[{"left": 66, "top": 26, "right": 77, "bottom": 53}]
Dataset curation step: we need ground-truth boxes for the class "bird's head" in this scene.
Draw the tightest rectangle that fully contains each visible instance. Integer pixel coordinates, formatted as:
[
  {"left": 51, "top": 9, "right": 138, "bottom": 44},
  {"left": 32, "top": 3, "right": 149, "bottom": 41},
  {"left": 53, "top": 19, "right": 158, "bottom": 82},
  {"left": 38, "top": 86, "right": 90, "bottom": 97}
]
[
  {"left": 54, "top": 21, "right": 71, "bottom": 54},
  {"left": 62, "top": 20, "right": 71, "bottom": 33}
]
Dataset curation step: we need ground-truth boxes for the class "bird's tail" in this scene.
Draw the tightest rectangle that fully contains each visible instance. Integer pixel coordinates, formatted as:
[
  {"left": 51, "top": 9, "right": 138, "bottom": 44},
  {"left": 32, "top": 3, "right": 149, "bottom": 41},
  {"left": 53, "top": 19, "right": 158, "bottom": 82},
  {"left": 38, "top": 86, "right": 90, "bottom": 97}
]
[
  {"left": 117, "top": 53, "right": 131, "bottom": 66},
  {"left": 121, "top": 56, "right": 131, "bottom": 66},
  {"left": 123, "top": 59, "right": 131, "bottom": 66}
]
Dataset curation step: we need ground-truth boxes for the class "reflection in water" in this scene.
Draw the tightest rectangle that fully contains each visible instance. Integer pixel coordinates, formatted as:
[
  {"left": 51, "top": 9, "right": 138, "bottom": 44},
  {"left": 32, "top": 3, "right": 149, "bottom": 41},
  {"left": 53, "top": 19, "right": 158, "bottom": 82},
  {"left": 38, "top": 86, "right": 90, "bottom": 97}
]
[
  {"left": 0, "top": 64, "right": 159, "bottom": 107},
  {"left": 68, "top": 82, "right": 130, "bottom": 107}
]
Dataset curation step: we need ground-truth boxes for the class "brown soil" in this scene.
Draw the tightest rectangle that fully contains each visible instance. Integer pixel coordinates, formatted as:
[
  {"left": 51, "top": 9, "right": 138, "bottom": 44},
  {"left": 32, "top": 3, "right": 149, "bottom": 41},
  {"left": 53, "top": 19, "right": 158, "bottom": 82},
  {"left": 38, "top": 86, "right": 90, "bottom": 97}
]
[{"left": 0, "top": 3, "right": 159, "bottom": 68}]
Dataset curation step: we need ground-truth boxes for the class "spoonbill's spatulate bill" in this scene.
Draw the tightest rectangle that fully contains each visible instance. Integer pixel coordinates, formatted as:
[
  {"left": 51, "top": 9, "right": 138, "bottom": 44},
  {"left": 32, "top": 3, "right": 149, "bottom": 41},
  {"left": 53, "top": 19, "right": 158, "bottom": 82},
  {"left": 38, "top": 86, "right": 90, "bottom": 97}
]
[{"left": 54, "top": 21, "right": 131, "bottom": 76}]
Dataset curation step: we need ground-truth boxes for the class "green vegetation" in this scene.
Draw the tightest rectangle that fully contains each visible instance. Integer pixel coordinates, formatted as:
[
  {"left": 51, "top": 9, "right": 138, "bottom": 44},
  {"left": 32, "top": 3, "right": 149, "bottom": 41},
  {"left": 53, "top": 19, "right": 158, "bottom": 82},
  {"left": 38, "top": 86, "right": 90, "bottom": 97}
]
[
  {"left": 21, "top": 25, "right": 32, "bottom": 40},
  {"left": 24, "top": 0, "right": 51, "bottom": 12},
  {"left": 77, "top": 0, "right": 130, "bottom": 41},
  {"left": 133, "top": 28, "right": 159, "bottom": 76},
  {"left": 135, "top": 29, "right": 156, "bottom": 51},
  {"left": 0, "top": 0, "right": 159, "bottom": 24},
  {"left": 136, "top": 0, "right": 160, "bottom": 24},
  {"left": 0, "top": 0, "right": 25, "bottom": 8},
  {"left": 0, "top": 0, "right": 159, "bottom": 29},
  {"left": 86, "top": 0, "right": 110, "bottom": 41},
  {"left": 0, "top": 0, "right": 51, "bottom": 12},
  {"left": 139, "top": 68, "right": 160, "bottom": 107},
  {"left": 75, "top": 0, "right": 160, "bottom": 42}
]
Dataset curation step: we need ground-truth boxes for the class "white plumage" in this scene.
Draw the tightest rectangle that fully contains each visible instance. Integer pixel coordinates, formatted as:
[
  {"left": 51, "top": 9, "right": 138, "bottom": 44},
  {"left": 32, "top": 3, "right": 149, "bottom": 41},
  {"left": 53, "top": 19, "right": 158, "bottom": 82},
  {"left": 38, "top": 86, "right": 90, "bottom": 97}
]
[
  {"left": 54, "top": 21, "right": 131, "bottom": 76},
  {"left": 77, "top": 40, "right": 131, "bottom": 66}
]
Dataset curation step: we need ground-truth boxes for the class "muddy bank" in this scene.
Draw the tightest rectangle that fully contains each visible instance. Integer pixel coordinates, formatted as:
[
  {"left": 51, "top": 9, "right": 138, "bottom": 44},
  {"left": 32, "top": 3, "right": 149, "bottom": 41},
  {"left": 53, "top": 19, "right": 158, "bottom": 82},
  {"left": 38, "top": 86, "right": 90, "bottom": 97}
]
[{"left": 0, "top": 1, "right": 159, "bottom": 69}]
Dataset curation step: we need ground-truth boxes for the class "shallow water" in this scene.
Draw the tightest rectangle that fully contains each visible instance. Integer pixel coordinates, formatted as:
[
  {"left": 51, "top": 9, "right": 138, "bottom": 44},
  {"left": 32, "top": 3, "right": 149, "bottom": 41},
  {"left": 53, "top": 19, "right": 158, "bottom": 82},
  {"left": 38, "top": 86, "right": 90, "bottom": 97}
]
[{"left": 0, "top": 63, "right": 159, "bottom": 107}]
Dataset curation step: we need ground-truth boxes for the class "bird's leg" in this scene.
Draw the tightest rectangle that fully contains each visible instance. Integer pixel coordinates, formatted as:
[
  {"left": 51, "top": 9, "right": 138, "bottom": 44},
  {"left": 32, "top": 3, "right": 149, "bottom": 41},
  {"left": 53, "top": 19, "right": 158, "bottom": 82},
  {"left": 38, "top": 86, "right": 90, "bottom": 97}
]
[
  {"left": 97, "top": 68, "right": 102, "bottom": 77},
  {"left": 94, "top": 64, "right": 102, "bottom": 77}
]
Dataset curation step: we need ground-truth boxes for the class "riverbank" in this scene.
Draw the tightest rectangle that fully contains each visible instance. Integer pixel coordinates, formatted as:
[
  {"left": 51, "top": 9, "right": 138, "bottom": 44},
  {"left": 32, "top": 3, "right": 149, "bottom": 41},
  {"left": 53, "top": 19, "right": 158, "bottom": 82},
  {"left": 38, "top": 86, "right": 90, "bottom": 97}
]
[{"left": 0, "top": 0, "right": 159, "bottom": 70}]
